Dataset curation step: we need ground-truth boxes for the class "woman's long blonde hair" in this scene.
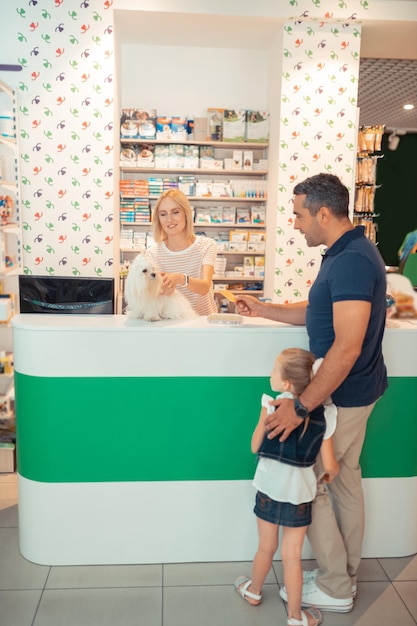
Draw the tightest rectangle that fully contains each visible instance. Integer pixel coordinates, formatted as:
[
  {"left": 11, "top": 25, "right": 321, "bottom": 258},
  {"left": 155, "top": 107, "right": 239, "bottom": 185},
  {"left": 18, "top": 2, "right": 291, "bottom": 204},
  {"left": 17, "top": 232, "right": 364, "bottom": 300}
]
[{"left": 152, "top": 189, "right": 194, "bottom": 243}]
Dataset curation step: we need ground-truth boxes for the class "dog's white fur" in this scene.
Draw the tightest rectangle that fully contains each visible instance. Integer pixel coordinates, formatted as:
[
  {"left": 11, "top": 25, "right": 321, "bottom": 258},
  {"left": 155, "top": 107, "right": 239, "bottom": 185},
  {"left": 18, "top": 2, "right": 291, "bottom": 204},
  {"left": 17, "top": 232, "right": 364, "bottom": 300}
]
[{"left": 124, "top": 254, "right": 197, "bottom": 321}]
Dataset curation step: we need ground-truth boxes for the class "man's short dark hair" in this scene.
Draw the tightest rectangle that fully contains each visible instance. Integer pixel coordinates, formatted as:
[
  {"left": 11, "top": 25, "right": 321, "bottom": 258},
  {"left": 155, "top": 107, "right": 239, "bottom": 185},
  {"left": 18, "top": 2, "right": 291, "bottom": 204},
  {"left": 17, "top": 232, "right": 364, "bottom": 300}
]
[{"left": 293, "top": 173, "right": 349, "bottom": 218}]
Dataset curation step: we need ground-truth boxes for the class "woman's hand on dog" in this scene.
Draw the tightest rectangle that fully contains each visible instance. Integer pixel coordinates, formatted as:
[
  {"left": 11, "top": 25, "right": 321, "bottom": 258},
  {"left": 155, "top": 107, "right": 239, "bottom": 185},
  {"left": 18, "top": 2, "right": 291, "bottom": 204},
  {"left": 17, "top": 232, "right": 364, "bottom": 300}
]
[{"left": 160, "top": 272, "right": 184, "bottom": 295}]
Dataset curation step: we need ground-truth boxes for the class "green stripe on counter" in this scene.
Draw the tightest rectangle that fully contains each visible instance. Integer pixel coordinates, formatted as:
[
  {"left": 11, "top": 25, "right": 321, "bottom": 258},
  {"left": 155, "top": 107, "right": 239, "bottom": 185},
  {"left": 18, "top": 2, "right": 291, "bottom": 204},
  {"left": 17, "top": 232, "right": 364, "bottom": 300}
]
[{"left": 15, "top": 374, "right": 417, "bottom": 483}]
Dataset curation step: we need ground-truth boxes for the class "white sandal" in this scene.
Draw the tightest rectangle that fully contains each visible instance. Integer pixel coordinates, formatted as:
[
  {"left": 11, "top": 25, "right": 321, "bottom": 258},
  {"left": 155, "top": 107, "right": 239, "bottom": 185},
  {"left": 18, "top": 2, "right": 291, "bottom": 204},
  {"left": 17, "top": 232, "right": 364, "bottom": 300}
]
[
  {"left": 234, "top": 576, "right": 262, "bottom": 605},
  {"left": 288, "top": 607, "right": 322, "bottom": 626}
]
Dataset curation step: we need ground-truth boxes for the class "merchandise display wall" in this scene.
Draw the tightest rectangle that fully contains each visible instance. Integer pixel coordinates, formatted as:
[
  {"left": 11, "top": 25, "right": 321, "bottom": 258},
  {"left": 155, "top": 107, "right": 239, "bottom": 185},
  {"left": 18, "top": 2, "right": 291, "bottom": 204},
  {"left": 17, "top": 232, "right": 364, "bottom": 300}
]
[
  {"left": 12, "top": 314, "right": 417, "bottom": 566},
  {"left": 4, "top": 0, "right": 363, "bottom": 302}
]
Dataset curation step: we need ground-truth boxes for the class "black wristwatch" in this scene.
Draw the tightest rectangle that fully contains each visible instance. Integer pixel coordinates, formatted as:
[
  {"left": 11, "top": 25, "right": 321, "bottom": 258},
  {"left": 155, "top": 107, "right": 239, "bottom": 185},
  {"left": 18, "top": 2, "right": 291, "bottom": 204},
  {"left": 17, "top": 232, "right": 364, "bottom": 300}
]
[{"left": 294, "top": 398, "right": 310, "bottom": 420}]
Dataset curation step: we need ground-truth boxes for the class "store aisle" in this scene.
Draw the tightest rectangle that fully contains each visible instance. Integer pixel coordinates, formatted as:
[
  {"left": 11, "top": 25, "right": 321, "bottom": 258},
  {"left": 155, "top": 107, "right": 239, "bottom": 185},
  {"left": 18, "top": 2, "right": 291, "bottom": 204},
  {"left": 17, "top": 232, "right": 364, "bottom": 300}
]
[{"left": 1, "top": 473, "right": 416, "bottom": 626}]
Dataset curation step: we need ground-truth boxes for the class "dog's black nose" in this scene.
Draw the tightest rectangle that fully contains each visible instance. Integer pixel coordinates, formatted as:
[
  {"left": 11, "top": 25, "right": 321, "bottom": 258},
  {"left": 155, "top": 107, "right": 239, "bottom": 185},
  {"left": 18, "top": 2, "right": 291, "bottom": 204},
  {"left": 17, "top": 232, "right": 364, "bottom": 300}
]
[{"left": 150, "top": 272, "right": 156, "bottom": 278}]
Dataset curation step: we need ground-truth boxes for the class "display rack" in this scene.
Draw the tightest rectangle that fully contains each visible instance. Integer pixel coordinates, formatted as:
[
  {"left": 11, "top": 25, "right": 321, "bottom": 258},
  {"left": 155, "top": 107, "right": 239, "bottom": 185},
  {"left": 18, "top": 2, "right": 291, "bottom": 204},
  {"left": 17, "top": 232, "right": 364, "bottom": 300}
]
[
  {"left": 118, "top": 138, "right": 268, "bottom": 312},
  {"left": 354, "top": 125, "right": 384, "bottom": 243},
  {"left": 0, "top": 80, "right": 19, "bottom": 458}
]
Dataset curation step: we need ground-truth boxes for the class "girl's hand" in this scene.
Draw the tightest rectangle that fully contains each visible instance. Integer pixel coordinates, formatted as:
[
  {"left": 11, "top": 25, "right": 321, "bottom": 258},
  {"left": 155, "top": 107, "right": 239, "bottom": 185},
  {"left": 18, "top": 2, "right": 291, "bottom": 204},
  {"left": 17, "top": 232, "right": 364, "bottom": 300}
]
[
  {"left": 160, "top": 272, "right": 183, "bottom": 295},
  {"left": 322, "top": 461, "right": 339, "bottom": 483}
]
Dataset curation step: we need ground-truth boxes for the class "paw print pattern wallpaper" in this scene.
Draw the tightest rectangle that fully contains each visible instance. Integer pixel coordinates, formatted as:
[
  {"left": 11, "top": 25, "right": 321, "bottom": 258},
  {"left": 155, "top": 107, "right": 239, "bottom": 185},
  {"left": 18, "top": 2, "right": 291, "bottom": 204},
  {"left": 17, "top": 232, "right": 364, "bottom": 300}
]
[
  {"left": 12, "top": 0, "right": 364, "bottom": 298},
  {"left": 273, "top": 13, "right": 361, "bottom": 302},
  {"left": 14, "top": 1, "right": 115, "bottom": 278}
]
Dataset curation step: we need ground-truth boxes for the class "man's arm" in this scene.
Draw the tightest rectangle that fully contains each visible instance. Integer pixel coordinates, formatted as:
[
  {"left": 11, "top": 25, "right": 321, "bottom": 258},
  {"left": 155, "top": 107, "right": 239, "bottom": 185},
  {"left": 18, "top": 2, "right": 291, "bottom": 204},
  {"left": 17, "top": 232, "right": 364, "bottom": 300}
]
[
  {"left": 236, "top": 294, "right": 308, "bottom": 325},
  {"left": 265, "top": 299, "right": 372, "bottom": 440}
]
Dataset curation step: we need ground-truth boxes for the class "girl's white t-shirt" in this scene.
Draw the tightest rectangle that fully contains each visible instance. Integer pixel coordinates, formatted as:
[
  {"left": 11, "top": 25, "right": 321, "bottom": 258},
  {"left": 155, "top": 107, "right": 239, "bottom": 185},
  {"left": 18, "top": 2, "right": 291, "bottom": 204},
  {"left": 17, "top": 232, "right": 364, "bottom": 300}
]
[
  {"left": 253, "top": 391, "right": 337, "bottom": 505},
  {"left": 146, "top": 236, "right": 217, "bottom": 316}
]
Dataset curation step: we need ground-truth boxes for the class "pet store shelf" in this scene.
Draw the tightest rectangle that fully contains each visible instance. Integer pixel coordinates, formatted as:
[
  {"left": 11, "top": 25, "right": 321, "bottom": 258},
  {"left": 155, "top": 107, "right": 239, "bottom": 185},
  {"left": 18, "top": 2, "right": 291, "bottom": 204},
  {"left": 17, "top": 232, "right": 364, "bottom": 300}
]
[{"left": 119, "top": 134, "right": 268, "bottom": 310}]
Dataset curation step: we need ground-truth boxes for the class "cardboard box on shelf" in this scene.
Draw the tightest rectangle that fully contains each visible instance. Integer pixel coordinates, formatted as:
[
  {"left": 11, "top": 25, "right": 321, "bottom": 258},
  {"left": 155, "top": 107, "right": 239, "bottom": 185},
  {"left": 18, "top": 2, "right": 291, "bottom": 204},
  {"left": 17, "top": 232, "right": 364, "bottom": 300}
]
[
  {"left": 207, "top": 108, "right": 224, "bottom": 141},
  {"left": 194, "top": 117, "right": 208, "bottom": 141},
  {"left": 0, "top": 442, "right": 15, "bottom": 473},
  {"left": 156, "top": 116, "right": 172, "bottom": 140},
  {"left": 136, "top": 144, "right": 155, "bottom": 168},
  {"left": 120, "top": 109, "right": 157, "bottom": 139},
  {"left": 223, "top": 109, "right": 246, "bottom": 142},
  {"left": 251, "top": 206, "right": 266, "bottom": 225},
  {"left": 171, "top": 116, "right": 188, "bottom": 142},
  {"left": 243, "top": 255, "right": 255, "bottom": 277},
  {"left": 245, "top": 110, "right": 270, "bottom": 143}
]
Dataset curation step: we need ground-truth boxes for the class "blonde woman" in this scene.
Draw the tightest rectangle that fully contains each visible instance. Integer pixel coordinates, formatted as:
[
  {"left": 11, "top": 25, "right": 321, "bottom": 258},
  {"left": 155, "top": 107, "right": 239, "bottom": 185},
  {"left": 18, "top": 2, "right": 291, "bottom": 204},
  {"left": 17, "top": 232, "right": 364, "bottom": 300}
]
[{"left": 146, "top": 189, "right": 217, "bottom": 316}]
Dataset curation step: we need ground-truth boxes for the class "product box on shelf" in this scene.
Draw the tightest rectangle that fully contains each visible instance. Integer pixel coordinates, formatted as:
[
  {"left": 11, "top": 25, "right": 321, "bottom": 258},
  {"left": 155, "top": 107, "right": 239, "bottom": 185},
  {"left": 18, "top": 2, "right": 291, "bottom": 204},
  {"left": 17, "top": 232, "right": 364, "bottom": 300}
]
[
  {"left": 168, "top": 144, "right": 184, "bottom": 169},
  {"left": 156, "top": 116, "right": 172, "bottom": 140},
  {"left": 178, "top": 175, "right": 196, "bottom": 196},
  {"left": 251, "top": 206, "right": 266, "bottom": 225},
  {"left": 136, "top": 144, "right": 155, "bottom": 168},
  {"left": 247, "top": 230, "right": 266, "bottom": 252},
  {"left": 221, "top": 207, "right": 236, "bottom": 224},
  {"left": 223, "top": 109, "right": 246, "bottom": 142},
  {"left": 245, "top": 110, "right": 270, "bottom": 143},
  {"left": 0, "top": 294, "right": 12, "bottom": 322},
  {"left": 0, "top": 442, "right": 15, "bottom": 473},
  {"left": 183, "top": 145, "right": 199, "bottom": 169},
  {"left": 213, "top": 233, "right": 229, "bottom": 252},
  {"left": 120, "top": 144, "right": 139, "bottom": 166},
  {"left": 243, "top": 151, "right": 253, "bottom": 170},
  {"left": 195, "top": 181, "right": 212, "bottom": 197},
  {"left": 0, "top": 394, "right": 11, "bottom": 417},
  {"left": 229, "top": 230, "right": 248, "bottom": 243},
  {"left": 254, "top": 255, "right": 265, "bottom": 277},
  {"left": 211, "top": 181, "right": 232, "bottom": 198},
  {"left": 194, "top": 117, "right": 208, "bottom": 141},
  {"left": 171, "top": 116, "right": 188, "bottom": 142},
  {"left": 207, "top": 108, "right": 224, "bottom": 141},
  {"left": 243, "top": 255, "right": 255, "bottom": 277},
  {"left": 232, "top": 150, "right": 243, "bottom": 169},
  {"left": 154, "top": 144, "right": 170, "bottom": 168},
  {"left": 229, "top": 230, "right": 248, "bottom": 252},
  {"left": 236, "top": 207, "right": 251, "bottom": 224},
  {"left": 120, "top": 109, "right": 157, "bottom": 139},
  {"left": 195, "top": 207, "right": 212, "bottom": 224},
  {"left": 210, "top": 208, "right": 222, "bottom": 223}
]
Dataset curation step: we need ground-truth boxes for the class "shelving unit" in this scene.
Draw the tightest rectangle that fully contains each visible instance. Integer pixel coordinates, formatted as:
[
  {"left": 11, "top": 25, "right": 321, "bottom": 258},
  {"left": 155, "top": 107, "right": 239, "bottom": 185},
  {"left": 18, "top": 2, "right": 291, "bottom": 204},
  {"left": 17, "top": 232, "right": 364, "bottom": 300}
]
[
  {"left": 118, "top": 137, "right": 268, "bottom": 311},
  {"left": 354, "top": 125, "right": 384, "bottom": 244},
  {"left": 0, "top": 80, "right": 20, "bottom": 459}
]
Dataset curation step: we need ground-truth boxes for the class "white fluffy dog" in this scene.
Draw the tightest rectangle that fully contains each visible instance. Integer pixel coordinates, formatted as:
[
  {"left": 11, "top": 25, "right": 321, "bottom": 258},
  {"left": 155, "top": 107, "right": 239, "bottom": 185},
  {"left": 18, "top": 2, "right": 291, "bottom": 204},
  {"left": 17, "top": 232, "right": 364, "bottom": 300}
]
[{"left": 124, "top": 254, "right": 197, "bottom": 321}]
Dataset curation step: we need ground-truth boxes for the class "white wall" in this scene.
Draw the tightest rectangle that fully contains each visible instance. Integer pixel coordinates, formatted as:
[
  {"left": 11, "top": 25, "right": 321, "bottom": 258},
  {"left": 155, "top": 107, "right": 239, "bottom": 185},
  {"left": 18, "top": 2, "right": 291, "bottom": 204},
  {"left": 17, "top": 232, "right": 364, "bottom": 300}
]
[{"left": 120, "top": 44, "right": 269, "bottom": 115}]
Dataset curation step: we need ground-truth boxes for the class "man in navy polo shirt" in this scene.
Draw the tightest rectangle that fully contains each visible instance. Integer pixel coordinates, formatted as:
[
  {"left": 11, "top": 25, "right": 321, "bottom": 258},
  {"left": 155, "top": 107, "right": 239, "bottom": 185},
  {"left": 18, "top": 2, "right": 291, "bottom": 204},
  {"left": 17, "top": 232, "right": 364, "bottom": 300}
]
[{"left": 237, "top": 173, "right": 388, "bottom": 614}]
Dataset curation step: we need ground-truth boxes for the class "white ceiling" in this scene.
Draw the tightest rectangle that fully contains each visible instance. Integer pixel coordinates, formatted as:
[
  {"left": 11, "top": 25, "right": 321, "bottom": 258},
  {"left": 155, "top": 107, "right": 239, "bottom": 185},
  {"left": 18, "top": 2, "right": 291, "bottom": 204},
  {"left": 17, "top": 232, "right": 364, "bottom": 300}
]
[{"left": 115, "top": 10, "right": 417, "bottom": 131}]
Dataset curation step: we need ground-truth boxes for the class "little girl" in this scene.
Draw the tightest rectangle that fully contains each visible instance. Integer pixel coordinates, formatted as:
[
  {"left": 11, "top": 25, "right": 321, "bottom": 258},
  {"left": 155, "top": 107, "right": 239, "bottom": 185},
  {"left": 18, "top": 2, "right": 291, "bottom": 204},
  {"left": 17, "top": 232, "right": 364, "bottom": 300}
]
[{"left": 234, "top": 348, "right": 339, "bottom": 626}]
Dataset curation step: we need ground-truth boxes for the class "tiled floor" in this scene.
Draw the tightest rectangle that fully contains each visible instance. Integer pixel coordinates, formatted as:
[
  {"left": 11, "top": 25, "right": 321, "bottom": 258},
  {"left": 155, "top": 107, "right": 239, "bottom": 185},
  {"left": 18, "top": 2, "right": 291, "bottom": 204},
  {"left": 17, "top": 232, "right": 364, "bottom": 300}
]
[{"left": 1, "top": 473, "right": 416, "bottom": 626}]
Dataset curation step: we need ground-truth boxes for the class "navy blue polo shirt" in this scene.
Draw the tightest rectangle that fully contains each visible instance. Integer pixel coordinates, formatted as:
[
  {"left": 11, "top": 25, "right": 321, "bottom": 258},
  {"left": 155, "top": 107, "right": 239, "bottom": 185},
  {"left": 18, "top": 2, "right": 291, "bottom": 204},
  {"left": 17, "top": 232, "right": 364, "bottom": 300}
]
[{"left": 306, "top": 226, "right": 388, "bottom": 406}]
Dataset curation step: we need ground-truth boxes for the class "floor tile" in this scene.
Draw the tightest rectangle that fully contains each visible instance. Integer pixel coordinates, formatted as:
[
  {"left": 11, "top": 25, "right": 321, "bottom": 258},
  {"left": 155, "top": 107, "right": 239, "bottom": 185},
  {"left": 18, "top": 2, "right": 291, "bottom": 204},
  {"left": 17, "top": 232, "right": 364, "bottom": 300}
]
[
  {"left": 0, "top": 502, "right": 18, "bottom": 527},
  {"left": 316, "top": 581, "right": 417, "bottom": 626},
  {"left": 0, "top": 528, "right": 50, "bottom": 590},
  {"left": 46, "top": 564, "right": 162, "bottom": 589},
  {"left": 393, "top": 581, "right": 417, "bottom": 621},
  {"left": 0, "top": 590, "right": 42, "bottom": 626},
  {"left": 34, "top": 587, "right": 162, "bottom": 626},
  {"left": 357, "top": 558, "right": 390, "bottom": 582},
  {"left": 378, "top": 554, "right": 417, "bottom": 581},
  {"left": 351, "top": 581, "right": 417, "bottom": 626},
  {"left": 164, "top": 561, "right": 277, "bottom": 587},
  {"left": 163, "top": 584, "right": 287, "bottom": 626}
]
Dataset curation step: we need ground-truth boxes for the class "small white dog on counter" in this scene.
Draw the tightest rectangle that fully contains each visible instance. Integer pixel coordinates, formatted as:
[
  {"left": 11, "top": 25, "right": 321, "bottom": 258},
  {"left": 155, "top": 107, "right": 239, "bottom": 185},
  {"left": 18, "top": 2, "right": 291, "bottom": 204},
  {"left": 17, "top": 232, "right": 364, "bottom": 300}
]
[{"left": 124, "top": 253, "right": 197, "bottom": 321}]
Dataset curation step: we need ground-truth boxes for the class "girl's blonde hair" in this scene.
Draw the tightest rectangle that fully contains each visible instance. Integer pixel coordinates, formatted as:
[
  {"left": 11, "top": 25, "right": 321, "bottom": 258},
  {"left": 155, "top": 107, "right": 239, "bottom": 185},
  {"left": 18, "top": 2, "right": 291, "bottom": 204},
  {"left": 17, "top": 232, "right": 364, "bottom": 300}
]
[
  {"left": 152, "top": 189, "right": 194, "bottom": 243},
  {"left": 279, "top": 348, "right": 316, "bottom": 396}
]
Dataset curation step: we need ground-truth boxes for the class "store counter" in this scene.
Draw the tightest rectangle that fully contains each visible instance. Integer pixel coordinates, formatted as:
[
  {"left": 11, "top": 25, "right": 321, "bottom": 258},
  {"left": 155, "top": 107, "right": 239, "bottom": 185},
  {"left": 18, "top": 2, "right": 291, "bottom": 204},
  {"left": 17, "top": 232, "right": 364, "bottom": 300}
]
[{"left": 12, "top": 314, "right": 417, "bottom": 565}]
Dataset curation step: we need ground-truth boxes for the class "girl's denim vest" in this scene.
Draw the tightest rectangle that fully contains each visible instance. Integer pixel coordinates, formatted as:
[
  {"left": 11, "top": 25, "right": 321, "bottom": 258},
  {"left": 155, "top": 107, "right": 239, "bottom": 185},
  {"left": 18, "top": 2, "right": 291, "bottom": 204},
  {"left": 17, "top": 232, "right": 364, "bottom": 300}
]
[{"left": 258, "top": 403, "right": 326, "bottom": 468}]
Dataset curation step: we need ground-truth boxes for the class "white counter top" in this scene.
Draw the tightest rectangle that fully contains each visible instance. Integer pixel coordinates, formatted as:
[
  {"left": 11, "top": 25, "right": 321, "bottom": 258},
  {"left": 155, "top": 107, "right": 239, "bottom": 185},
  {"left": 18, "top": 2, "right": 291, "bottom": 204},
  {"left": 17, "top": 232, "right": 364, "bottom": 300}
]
[{"left": 12, "top": 314, "right": 417, "bottom": 377}]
